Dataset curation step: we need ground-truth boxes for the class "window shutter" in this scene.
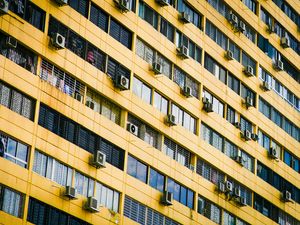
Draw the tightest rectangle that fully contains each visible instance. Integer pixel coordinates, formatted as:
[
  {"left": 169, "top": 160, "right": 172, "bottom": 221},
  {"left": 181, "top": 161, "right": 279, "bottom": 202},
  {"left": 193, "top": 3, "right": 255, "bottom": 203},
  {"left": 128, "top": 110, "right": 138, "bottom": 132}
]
[{"left": 0, "top": 84, "right": 11, "bottom": 108}]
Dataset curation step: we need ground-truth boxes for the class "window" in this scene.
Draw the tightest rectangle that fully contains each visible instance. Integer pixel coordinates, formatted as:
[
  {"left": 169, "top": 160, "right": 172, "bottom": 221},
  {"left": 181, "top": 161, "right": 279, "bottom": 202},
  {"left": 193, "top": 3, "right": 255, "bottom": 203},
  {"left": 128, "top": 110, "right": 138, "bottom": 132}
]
[
  {"left": 95, "top": 182, "right": 120, "bottom": 212},
  {"left": 167, "top": 178, "right": 194, "bottom": 208},
  {"left": 139, "top": 2, "right": 158, "bottom": 29},
  {"left": 27, "top": 197, "right": 91, "bottom": 225},
  {"left": 223, "top": 211, "right": 236, "bottom": 225},
  {"left": 203, "top": 90, "right": 224, "bottom": 117},
  {"left": 259, "top": 97, "right": 300, "bottom": 141},
  {"left": 40, "top": 59, "right": 85, "bottom": 99},
  {"left": 0, "top": 185, "right": 24, "bottom": 218},
  {"left": 259, "top": 66, "right": 299, "bottom": 112},
  {"left": 127, "top": 114, "right": 161, "bottom": 149},
  {"left": 153, "top": 91, "right": 168, "bottom": 114},
  {"left": 74, "top": 172, "right": 94, "bottom": 198},
  {"left": 173, "top": 66, "right": 199, "bottom": 98},
  {"left": 242, "top": 51, "right": 256, "bottom": 75},
  {"left": 124, "top": 196, "right": 181, "bottom": 225},
  {"left": 38, "top": 104, "right": 125, "bottom": 170},
  {"left": 177, "top": 0, "right": 202, "bottom": 28},
  {"left": 242, "top": 0, "right": 257, "bottom": 14},
  {"left": 171, "top": 103, "right": 196, "bottom": 134},
  {"left": 86, "top": 88, "right": 121, "bottom": 125},
  {"left": 109, "top": 18, "right": 132, "bottom": 49},
  {"left": 0, "top": 132, "right": 29, "bottom": 168},
  {"left": 227, "top": 73, "right": 240, "bottom": 95},
  {"left": 240, "top": 116, "right": 253, "bottom": 132},
  {"left": 284, "top": 150, "right": 300, "bottom": 173},
  {"left": 241, "top": 83, "right": 256, "bottom": 107},
  {"left": 160, "top": 18, "right": 175, "bottom": 42},
  {"left": 90, "top": 3, "right": 109, "bottom": 32},
  {"left": 207, "top": 0, "right": 229, "bottom": 17},
  {"left": 33, "top": 150, "right": 72, "bottom": 187},
  {"left": 257, "top": 161, "right": 300, "bottom": 203},
  {"left": 0, "top": 32, "right": 38, "bottom": 74},
  {"left": 107, "top": 57, "right": 131, "bottom": 82},
  {"left": 127, "top": 155, "right": 148, "bottom": 183},
  {"left": 0, "top": 82, "right": 35, "bottom": 121},
  {"left": 198, "top": 196, "right": 221, "bottom": 224},
  {"left": 163, "top": 137, "right": 192, "bottom": 168},
  {"left": 227, "top": 178, "right": 252, "bottom": 206},
  {"left": 175, "top": 31, "right": 202, "bottom": 63},
  {"left": 196, "top": 158, "right": 225, "bottom": 185},
  {"left": 132, "top": 77, "right": 152, "bottom": 104},
  {"left": 204, "top": 54, "right": 226, "bottom": 83},
  {"left": 272, "top": 0, "right": 299, "bottom": 26},
  {"left": 254, "top": 193, "right": 279, "bottom": 221},
  {"left": 226, "top": 106, "right": 238, "bottom": 125},
  {"left": 149, "top": 168, "right": 165, "bottom": 192},
  {"left": 206, "top": 20, "right": 228, "bottom": 50},
  {"left": 69, "top": 0, "right": 89, "bottom": 17},
  {"left": 9, "top": 0, "right": 45, "bottom": 31},
  {"left": 228, "top": 40, "right": 241, "bottom": 61}
]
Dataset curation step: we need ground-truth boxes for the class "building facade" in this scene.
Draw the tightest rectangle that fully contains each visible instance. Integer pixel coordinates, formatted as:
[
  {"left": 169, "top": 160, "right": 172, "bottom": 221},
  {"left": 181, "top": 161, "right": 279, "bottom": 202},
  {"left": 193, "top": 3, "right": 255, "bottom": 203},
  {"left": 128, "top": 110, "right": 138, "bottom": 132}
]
[{"left": 0, "top": 0, "right": 299, "bottom": 224}]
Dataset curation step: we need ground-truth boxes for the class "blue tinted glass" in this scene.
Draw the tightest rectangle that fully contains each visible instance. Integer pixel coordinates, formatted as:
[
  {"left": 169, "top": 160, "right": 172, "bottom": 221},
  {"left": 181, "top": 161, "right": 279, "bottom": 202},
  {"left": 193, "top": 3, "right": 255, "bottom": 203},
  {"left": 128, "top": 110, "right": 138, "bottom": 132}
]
[
  {"left": 180, "top": 186, "right": 187, "bottom": 205},
  {"left": 157, "top": 173, "right": 164, "bottom": 192},
  {"left": 173, "top": 182, "right": 180, "bottom": 201},
  {"left": 127, "top": 155, "right": 137, "bottom": 177},
  {"left": 137, "top": 161, "right": 147, "bottom": 183},
  {"left": 187, "top": 190, "right": 194, "bottom": 209},
  {"left": 284, "top": 151, "right": 291, "bottom": 166},
  {"left": 149, "top": 168, "right": 157, "bottom": 189}
]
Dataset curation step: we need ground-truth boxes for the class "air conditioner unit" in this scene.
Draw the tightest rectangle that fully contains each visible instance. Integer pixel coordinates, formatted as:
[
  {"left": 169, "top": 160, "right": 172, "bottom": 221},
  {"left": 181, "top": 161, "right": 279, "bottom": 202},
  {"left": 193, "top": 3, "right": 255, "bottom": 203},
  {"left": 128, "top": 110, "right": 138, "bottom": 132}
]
[
  {"left": 152, "top": 62, "right": 162, "bottom": 75},
  {"left": 225, "top": 181, "right": 233, "bottom": 193},
  {"left": 241, "top": 130, "right": 251, "bottom": 141},
  {"left": 53, "top": 0, "right": 68, "bottom": 6},
  {"left": 203, "top": 102, "right": 213, "bottom": 113},
  {"left": 266, "top": 23, "right": 275, "bottom": 34},
  {"left": 114, "top": 0, "right": 130, "bottom": 12},
  {"left": 156, "top": 0, "right": 169, "bottom": 6},
  {"left": 50, "top": 32, "right": 66, "bottom": 49},
  {"left": 244, "top": 96, "right": 253, "bottom": 108},
  {"left": 281, "top": 37, "right": 290, "bottom": 48},
  {"left": 261, "top": 81, "right": 271, "bottom": 91},
  {"left": 234, "top": 150, "right": 243, "bottom": 165},
  {"left": 238, "top": 197, "right": 247, "bottom": 206},
  {"left": 233, "top": 187, "right": 241, "bottom": 198},
  {"left": 165, "top": 114, "right": 176, "bottom": 126},
  {"left": 127, "top": 122, "right": 138, "bottom": 136},
  {"left": 6, "top": 36, "right": 17, "bottom": 48},
  {"left": 251, "top": 133, "right": 259, "bottom": 141},
  {"left": 90, "top": 151, "right": 106, "bottom": 168},
  {"left": 85, "top": 197, "right": 99, "bottom": 212},
  {"left": 74, "top": 92, "right": 82, "bottom": 102},
  {"left": 86, "top": 100, "right": 95, "bottom": 110},
  {"left": 218, "top": 182, "right": 226, "bottom": 193},
  {"left": 182, "top": 86, "right": 192, "bottom": 97},
  {"left": 229, "top": 13, "right": 238, "bottom": 26},
  {"left": 234, "top": 122, "right": 241, "bottom": 129},
  {"left": 225, "top": 50, "right": 234, "bottom": 60},
  {"left": 161, "top": 191, "right": 173, "bottom": 206},
  {"left": 282, "top": 190, "right": 293, "bottom": 203},
  {"left": 177, "top": 45, "right": 189, "bottom": 59},
  {"left": 239, "top": 21, "right": 246, "bottom": 32},
  {"left": 243, "top": 65, "right": 254, "bottom": 77},
  {"left": 273, "top": 60, "right": 284, "bottom": 71},
  {"left": 115, "top": 75, "right": 129, "bottom": 90},
  {"left": 65, "top": 186, "right": 77, "bottom": 199},
  {"left": 268, "top": 147, "right": 279, "bottom": 159},
  {"left": 179, "top": 12, "right": 190, "bottom": 23},
  {"left": 0, "top": 0, "right": 9, "bottom": 14}
]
